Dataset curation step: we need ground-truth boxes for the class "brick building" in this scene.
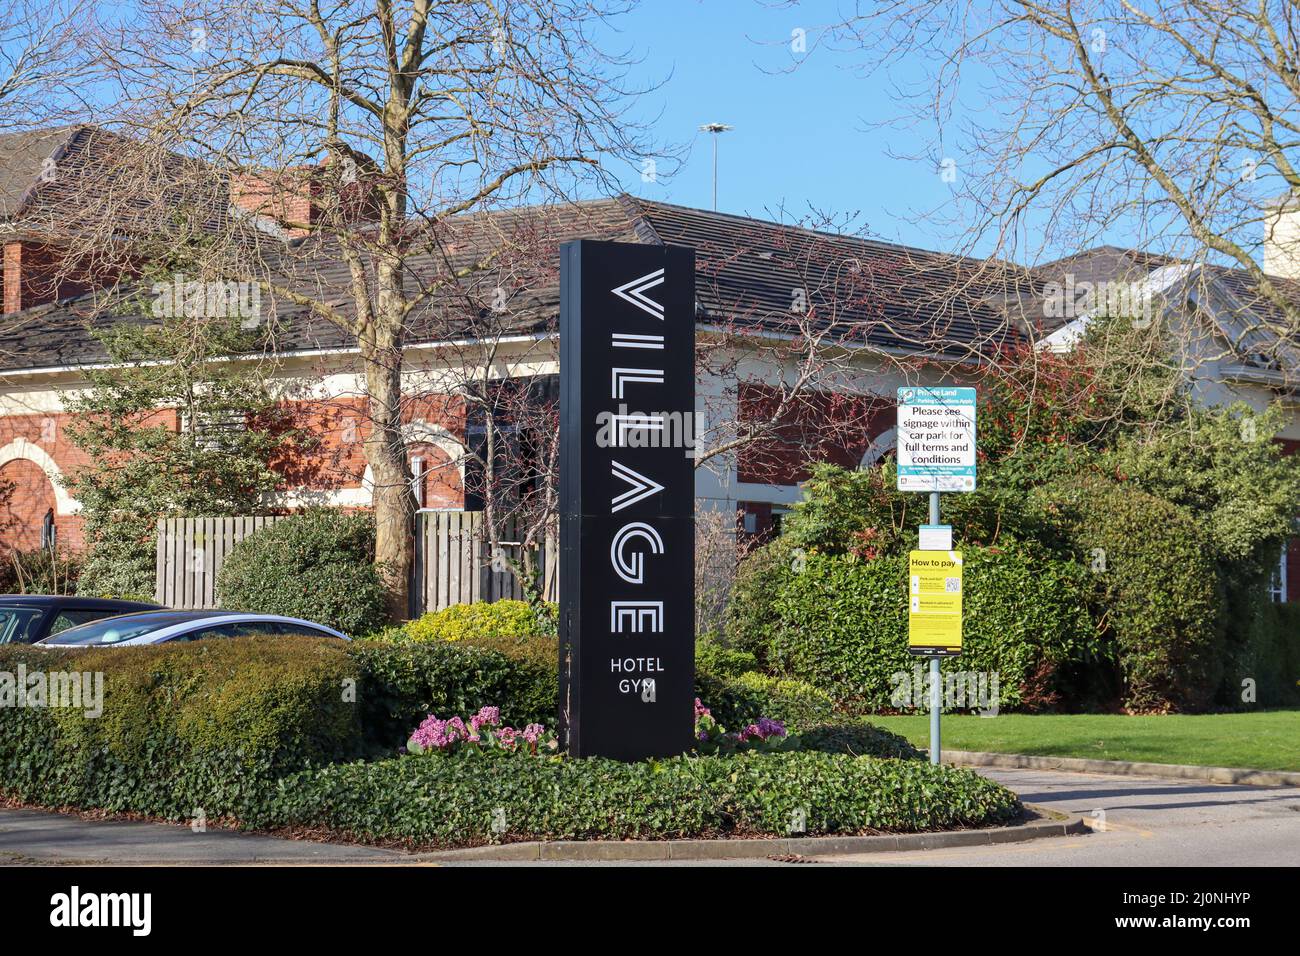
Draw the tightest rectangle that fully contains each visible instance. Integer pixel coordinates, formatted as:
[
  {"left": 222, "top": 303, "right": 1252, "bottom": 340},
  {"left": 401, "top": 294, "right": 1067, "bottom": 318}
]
[{"left": 0, "top": 124, "right": 1295, "bottom": 602}]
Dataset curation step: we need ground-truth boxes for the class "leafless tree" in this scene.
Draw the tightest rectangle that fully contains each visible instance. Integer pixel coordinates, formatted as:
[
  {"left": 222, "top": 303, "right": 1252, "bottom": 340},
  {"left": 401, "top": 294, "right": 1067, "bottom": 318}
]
[
  {"left": 57, "top": 0, "right": 659, "bottom": 617},
  {"left": 0, "top": 0, "right": 98, "bottom": 133},
  {"left": 793, "top": 0, "right": 1300, "bottom": 383}
]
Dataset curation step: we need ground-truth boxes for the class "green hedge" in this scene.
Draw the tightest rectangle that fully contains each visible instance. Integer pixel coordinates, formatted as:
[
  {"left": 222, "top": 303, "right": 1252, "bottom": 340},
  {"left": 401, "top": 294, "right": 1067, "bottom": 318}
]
[
  {"left": 216, "top": 509, "right": 389, "bottom": 635},
  {"left": 359, "top": 627, "right": 842, "bottom": 738},
  {"left": 384, "top": 600, "right": 555, "bottom": 643},
  {"left": 1031, "top": 475, "right": 1224, "bottom": 711},
  {"left": 1236, "top": 601, "right": 1300, "bottom": 707},
  {"left": 253, "top": 750, "right": 1019, "bottom": 846},
  {"left": 0, "top": 639, "right": 361, "bottom": 820},
  {"left": 696, "top": 669, "right": 835, "bottom": 731},
  {"left": 349, "top": 638, "right": 557, "bottom": 752},
  {"left": 0, "top": 635, "right": 876, "bottom": 823},
  {"left": 726, "top": 538, "right": 799, "bottom": 666},
  {"left": 798, "top": 721, "right": 923, "bottom": 760},
  {"left": 761, "top": 544, "right": 1095, "bottom": 712}
]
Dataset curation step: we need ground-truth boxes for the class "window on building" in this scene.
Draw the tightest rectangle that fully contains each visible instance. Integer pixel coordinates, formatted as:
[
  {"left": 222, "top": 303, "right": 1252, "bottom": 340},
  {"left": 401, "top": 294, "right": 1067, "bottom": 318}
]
[
  {"left": 184, "top": 408, "right": 247, "bottom": 452},
  {"left": 1268, "top": 547, "right": 1288, "bottom": 603}
]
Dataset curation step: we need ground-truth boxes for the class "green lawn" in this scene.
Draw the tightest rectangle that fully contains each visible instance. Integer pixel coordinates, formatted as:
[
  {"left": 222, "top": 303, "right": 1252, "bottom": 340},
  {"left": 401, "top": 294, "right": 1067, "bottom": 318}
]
[{"left": 868, "top": 711, "right": 1300, "bottom": 772}]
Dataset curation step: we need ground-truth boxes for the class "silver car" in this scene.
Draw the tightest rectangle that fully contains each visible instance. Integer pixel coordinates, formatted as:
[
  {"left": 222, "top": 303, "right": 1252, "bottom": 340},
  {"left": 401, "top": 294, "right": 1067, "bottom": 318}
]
[{"left": 37, "top": 609, "right": 350, "bottom": 646}]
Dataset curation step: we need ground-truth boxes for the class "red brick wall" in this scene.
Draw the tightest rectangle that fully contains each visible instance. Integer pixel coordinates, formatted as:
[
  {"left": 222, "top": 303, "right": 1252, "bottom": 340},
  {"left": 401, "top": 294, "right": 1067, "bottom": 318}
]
[
  {"left": 736, "top": 384, "right": 893, "bottom": 486},
  {"left": 0, "top": 458, "right": 60, "bottom": 551},
  {"left": 0, "top": 411, "right": 93, "bottom": 553},
  {"left": 0, "top": 394, "right": 470, "bottom": 556}
]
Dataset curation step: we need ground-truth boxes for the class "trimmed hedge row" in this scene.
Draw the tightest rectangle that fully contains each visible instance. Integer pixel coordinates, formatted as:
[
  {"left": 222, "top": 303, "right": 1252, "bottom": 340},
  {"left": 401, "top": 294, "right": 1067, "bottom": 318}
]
[
  {"left": 753, "top": 544, "right": 1095, "bottom": 712},
  {"left": 349, "top": 638, "right": 556, "bottom": 752},
  {"left": 380, "top": 600, "right": 555, "bottom": 643},
  {"left": 253, "top": 750, "right": 1019, "bottom": 846},
  {"left": 0, "top": 640, "right": 360, "bottom": 820},
  {"left": 0, "top": 637, "right": 920, "bottom": 824}
]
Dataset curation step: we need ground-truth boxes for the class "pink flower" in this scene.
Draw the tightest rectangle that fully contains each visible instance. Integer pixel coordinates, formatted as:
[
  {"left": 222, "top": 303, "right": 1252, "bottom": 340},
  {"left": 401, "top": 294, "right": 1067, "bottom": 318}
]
[{"left": 471, "top": 706, "right": 501, "bottom": 731}]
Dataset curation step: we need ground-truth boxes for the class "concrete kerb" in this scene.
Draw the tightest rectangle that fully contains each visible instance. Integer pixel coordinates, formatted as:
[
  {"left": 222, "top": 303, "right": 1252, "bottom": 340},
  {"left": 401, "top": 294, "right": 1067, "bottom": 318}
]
[
  {"left": 414, "top": 804, "right": 1088, "bottom": 862},
  {"left": 943, "top": 750, "right": 1300, "bottom": 787}
]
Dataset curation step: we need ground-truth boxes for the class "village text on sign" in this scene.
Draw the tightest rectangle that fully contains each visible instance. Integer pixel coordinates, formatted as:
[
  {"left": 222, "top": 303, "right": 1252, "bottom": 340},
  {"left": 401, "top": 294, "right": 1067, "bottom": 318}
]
[
  {"left": 557, "top": 240, "right": 696, "bottom": 760},
  {"left": 896, "top": 386, "right": 977, "bottom": 492}
]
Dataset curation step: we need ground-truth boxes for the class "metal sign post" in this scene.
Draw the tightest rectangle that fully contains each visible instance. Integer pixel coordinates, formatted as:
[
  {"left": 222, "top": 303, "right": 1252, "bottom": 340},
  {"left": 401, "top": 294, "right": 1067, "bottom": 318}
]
[
  {"left": 898, "top": 386, "right": 977, "bottom": 767},
  {"left": 929, "top": 491, "right": 941, "bottom": 766}
]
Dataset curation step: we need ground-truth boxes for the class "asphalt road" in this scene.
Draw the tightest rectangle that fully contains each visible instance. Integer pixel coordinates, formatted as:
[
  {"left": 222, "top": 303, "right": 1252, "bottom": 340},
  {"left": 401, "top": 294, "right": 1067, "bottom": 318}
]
[
  {"left": 0, "top": 766, "right": 1296, "bottom": 865},
  {"left": 818, "top": 767, "right": 1300, "bottom": 867}
]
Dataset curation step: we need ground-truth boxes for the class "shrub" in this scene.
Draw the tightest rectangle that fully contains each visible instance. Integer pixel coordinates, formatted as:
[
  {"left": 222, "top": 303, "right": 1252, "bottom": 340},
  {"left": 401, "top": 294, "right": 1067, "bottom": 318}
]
[
  {"left": 399, "top": 600, "right": 553, "bottom": 643},
  {"left": 698, "top": 670, "right": 836, "bottom": 731},
  {"left": 695, "top": 635, "right": 759, "bottom": 678},
  {"left": 798, "top": 721, "right": 924, "bottom": 760},
  {"left": 761, "top": 544, "right": 1094, "bottom": 712},
  {"left": 216, "top": 510, "right": 389, "bottom": 635},
  {"left": 725, "top": 537, "right": 799, "bottom": 664},
  {"left": 0, "top": 636, "right": 1016, "bottom": 844},
  {"left": 254, "top": 750, "right": 1020, "bottom": 845},
  {"left": 1032, "top": 475, "right": 1224, "bottom": 711},
  {"left": 0, "top": 638, "right": 361, "bottom": 820},
  {"left": 0, "top": 548, "right": 81, "bottom": 595},
  {"left": 1235, "top": 600, "right": 1300, "bottom": 708},
  {"left": 347, "top": 640, "right": 556, "bottom": 753},
  {"left": 780, "top": 461, "right": 1055, "bottom": 559},
  {"left": 0, "top": 637, "right": 564, "bottom": 819},
  {"left": 1104, "top": 404, "right": 1300, "bottom": 577}
]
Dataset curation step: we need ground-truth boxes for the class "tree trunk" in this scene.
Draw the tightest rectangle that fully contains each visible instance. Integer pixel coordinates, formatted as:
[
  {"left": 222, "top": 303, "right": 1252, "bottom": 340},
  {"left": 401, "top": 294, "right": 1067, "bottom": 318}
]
[{"left": 360, "top": 333, "right": 415, "bottom": 622}]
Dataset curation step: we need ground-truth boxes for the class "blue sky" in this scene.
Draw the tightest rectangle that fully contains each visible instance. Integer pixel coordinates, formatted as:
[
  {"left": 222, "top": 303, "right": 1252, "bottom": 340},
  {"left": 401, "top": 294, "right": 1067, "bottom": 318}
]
[{"left": 596, "top": 1, "right": 987, "bottom": 254}]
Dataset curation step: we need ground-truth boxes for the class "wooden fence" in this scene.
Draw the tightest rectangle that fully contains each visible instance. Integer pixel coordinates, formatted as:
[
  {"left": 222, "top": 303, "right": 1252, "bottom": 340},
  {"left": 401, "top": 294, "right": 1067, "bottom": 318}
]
[
  {"left": 155, "top": 515, "right": 288, "bottom": 609},
  {"left": 156, "top": 511, "right": 557, "bottom": 613},
  {"left": 413, "top": 511, "right": 558, "bottom": 612}
]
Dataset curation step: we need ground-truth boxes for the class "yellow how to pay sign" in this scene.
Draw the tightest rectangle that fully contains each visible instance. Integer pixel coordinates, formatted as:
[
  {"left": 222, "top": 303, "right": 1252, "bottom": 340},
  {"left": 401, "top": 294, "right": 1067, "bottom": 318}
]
[{"left": 908, "top": 550, "right": 963, "bottom": 656}]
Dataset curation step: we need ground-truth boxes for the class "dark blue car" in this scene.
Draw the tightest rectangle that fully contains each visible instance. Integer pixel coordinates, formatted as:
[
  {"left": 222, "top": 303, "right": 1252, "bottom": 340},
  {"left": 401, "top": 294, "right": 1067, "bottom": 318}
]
[{"left": 0, "top": 595, "right": 162, "bottom": 644}]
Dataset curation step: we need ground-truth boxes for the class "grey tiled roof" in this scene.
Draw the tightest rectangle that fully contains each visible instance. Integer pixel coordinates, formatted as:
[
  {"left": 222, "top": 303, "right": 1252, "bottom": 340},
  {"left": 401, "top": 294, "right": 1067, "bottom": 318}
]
[
  {"left": 0, "top": 125, "right": 82, "bottom": 221},
  {"left": 0, "top": 193, "right": 1030, "bottom": 373},
  {"left": 1021, "top": 245, "right": 1300, "bottom": 372}
]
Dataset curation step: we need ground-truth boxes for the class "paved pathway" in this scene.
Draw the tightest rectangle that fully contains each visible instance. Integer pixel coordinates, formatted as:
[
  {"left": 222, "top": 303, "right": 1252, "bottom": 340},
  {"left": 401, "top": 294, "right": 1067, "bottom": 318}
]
[
  {"left": 0, "top": 808, "right": 406, "bottom": 865},
  {"left": 816, "top": 767, "right": 1300, "bottom": 866},
  {"left": 1, "top": 766, "right": 1296, "bottom": 865}
]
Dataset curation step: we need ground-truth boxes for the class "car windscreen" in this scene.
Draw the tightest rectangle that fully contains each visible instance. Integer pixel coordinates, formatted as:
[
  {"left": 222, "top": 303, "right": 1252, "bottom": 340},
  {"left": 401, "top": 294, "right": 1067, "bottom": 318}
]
[
  {"left": 0, "top": 607, "right": 47, "bottom": 644},
  {"left": 41, "top": 612, "right": 213, "bottom": 646}
]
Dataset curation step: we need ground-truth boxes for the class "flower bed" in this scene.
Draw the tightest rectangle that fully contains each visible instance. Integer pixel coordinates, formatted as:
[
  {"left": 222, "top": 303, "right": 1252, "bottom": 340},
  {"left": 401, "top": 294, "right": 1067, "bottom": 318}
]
[
  {"left": 0, "top": 637, "right": 1007, "bottom": 846},
  {"left": 254, "top": 749, "right": 1021, "bottom": 847}
]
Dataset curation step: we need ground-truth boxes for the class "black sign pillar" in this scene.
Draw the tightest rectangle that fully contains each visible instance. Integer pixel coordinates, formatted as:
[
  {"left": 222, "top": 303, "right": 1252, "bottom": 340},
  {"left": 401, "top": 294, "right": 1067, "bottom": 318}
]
[{"left": 558, "top": 240, "right": 695, "bottom": 760}]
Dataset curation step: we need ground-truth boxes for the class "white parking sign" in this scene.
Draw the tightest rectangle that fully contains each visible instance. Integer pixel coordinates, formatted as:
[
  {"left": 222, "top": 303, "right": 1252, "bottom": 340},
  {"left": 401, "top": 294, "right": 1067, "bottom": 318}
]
[{"left": 896, "top": 386, "right": 977, "bottom": 492}]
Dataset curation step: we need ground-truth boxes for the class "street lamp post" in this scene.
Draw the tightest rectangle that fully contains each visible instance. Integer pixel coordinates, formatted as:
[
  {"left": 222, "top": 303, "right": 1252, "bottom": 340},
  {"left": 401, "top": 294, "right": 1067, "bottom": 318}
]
[{"left": 698, "top": 122, "right": 733, "bottom": 211}]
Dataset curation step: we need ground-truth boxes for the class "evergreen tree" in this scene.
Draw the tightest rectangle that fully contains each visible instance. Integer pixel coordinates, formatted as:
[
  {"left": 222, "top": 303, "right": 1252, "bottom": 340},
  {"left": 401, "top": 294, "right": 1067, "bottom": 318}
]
[{"left": 63, "top": 287, "right": 300, "bottom": 599}]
